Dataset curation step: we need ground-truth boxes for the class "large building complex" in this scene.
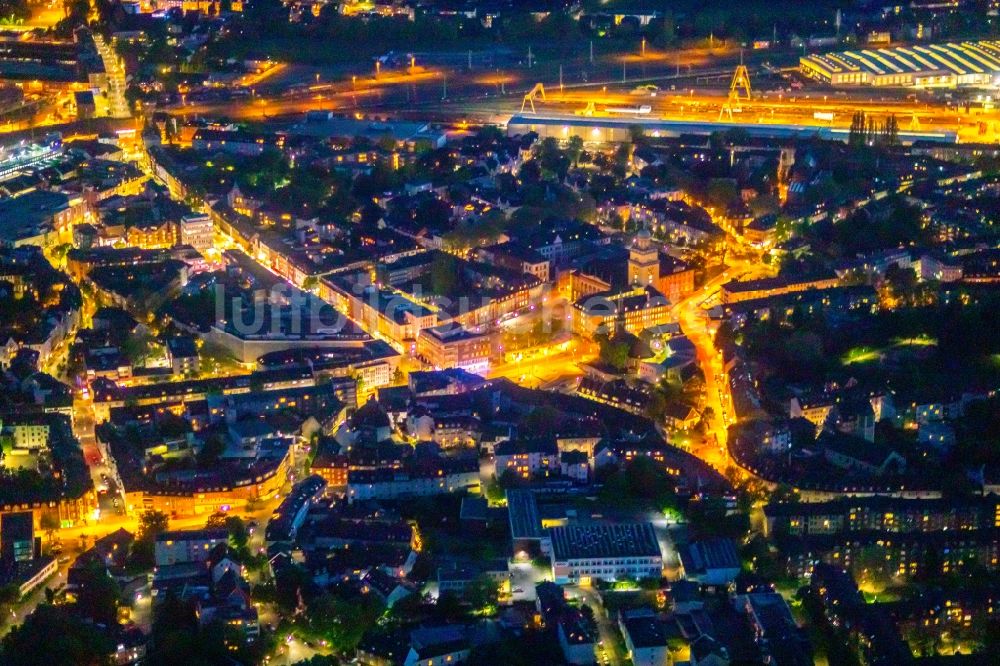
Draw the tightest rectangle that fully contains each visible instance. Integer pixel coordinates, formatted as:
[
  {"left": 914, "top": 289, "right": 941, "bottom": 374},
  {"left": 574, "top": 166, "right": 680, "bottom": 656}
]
[
  {"left": 800, "top": 41, "right": 1000, "bottom": 88},
  {"left": 416, "top": 325, "right": 492, "bottom": 376},
  {"left": 572, "top": 285, "right": 671, "bottom": 338},
  {"left": 549, "top": 523, "right": 663, "bottom": 584}
]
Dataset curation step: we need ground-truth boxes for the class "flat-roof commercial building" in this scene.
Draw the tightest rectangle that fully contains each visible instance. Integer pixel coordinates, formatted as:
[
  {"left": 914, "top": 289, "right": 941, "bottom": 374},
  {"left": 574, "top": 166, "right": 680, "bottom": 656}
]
[
  {"left": 678, "top": 537, "right": 741, "bottom": 586},
  {"left": 507, "top": 489, "right": 545, "bottom": 555},
  {"left": 506, "top": 114, "right": 957, "bottom": 144},
  {"left": 549, "top": 522, "right": 663, "bottom": 584},
  {"left": 416, "top": 324, "right": 491, "bottom": 376},
  {"left": 324, "top": 277, "right": 438, "bottom": 349},
  {"left": 0, "top": 37, "right": 90, "bottom": 83},
  {"left": 0, "top": 190, "right": 86, "bottom": 248},
  {"left": 800, "top": 41, "right": 1000, "bottom": 88},
  {"left": 0, "top": 511, "right": 34, "bottom": 564}
]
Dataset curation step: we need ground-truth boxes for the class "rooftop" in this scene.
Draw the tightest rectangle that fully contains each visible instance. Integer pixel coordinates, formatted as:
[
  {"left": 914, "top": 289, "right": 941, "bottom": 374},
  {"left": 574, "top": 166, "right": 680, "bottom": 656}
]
[
  {"left": 506, "top": 489, "right": 543, "bottom": 540},
  {"left": 679, "top": 538, "right": 740, "bottom": 575},
  {"left": 622, "top": 614, "right": 670, "bottom": 649},
  {"left": 801, "top": 41, "right": 1000, "bottom": 79},
  {"left": 0, "top": 190, "right": 70, "bottom": 243},
  {"left": 155, "top": 529, "right": 228, "bottom": 543},
  {"left": 549, "top": 522, "right": 662, "bottom": 561}
]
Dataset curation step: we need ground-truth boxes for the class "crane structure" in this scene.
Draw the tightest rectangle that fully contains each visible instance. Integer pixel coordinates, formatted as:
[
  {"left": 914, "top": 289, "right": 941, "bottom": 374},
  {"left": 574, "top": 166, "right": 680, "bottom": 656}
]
[
  {"left": 521, "top": 83, "right": 546, "bottom": 113},
  {"left": 576, "top": 100, "right": 596, "bottom": 116},
  {"left": 719, "top": 63, "right": 752, "bottom": 120}
]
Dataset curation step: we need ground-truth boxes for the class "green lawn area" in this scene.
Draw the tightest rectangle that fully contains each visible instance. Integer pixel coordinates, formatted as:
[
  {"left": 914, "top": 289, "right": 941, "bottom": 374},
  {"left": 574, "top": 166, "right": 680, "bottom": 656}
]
[
  {"left": 841, "top": 336, "right": 937, "bottom": 366},
  {"left": 842, "top": 346, "right": 882, "bottom": 365},
  {"left": 198, "top": 341, "right": 247, "bottom": 376}
]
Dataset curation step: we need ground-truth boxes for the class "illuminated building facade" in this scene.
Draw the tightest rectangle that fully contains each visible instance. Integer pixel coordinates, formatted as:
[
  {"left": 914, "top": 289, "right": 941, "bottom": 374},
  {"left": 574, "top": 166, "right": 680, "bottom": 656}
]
[
  {"left": 720, "top": 275, "right": 840, "bottom": 304},
  {"left": 178, "top": 213, "right": 214, "bottom": 251},
  {"left": 572, "top": 285, "right": 672, "bottom": 338},
  {"left": 416, "top": 325, "right": 491, "bottom": 375},
  {"left": 495, "top": 439, "right": 559, "bottom": 479},
  {"left": 764, "top": 496, "right": 1000, "bottom": 538},
  {"left": 549, "top": 523, "right": 663, "bottom": 584},
  {"left": 346, "top": 459, "right": 480, "bottom": 502},
  {"left": 627, "top": 229, "right": 659, "bottom": 287},
  {"left": 800, "top": 41, "right": 1000, "bottom": 88}
]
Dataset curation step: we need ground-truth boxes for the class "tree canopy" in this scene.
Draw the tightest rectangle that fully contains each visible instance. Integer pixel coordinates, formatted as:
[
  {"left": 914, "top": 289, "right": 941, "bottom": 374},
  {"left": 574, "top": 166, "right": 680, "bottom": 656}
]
[{"left": 1, "top": 604, "right": 113, "bottom": 666}]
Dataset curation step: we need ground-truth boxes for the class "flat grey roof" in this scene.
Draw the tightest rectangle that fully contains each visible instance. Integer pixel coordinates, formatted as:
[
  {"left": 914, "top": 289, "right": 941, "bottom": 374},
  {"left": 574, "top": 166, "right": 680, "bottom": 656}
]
[
  {"left": 506, "top": 489, "right": 542, "bottom": 540},
  {"left": 549, "top": 522, "right": 661, "bottom": 561},
  {"left": 507, "top": 114, "right": 957, "bottom": 145}
]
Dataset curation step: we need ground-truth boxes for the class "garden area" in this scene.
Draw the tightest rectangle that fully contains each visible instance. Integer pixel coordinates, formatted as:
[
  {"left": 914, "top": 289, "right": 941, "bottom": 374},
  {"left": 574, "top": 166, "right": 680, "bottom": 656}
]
[{"left": 728, "top": 287, "right": 1000, "bottom": 405}]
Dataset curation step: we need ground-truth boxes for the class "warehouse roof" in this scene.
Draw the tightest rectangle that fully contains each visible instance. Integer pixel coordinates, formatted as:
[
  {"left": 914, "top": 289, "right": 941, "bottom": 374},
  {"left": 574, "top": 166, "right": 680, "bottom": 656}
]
[
  {"left": 549, "top": 522, "right": 661, "bottom": 561},
  {"left": 506, "top": 489, "right": 543, "bottom": 540},
  {"left": 801, "top": 41, "right": 1000, "bottom": 78}
]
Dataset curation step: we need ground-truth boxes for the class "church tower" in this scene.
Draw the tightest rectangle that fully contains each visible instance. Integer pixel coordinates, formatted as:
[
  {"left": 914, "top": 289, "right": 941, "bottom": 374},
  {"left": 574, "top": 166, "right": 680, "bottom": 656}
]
[{"left": 628, "top": 228, "right": 659, "bottom": 286}]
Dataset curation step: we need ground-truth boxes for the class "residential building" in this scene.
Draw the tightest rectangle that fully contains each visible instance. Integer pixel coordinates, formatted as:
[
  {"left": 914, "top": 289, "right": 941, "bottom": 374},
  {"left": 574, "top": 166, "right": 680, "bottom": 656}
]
[
  {"left": 153, "top": 529, "right": 228, "bottom": 566},
  {"left": 620, "top": 610, "right": 671, "bottom": 666},
  {"left": 820, "top": 432, "right": 906, "bottom": 476},
  {"left": 310, "top": 438, "right": 348, "bottom": 488},
  {"left": 763, "top": 495, "right": 1000, "bottom": 538},
  {"left": 165, "top": 336, "right": 198, "bottom": 377},
  {"left": 478, "top": 242, "right": 550, "bottom": 283},
  {"left": 781, "top": 529, "right": 1000, "bottom": 580},
  {"left": 5, "top": 417, "right": 51, "bottom": 450},
  {"left": 126, "top": 219, "right": 176, "bottom": 249},
  {"left": 720, "top": 274, "right": 840, "bottom": 305},
  {"left": 0, "top": 190, "right": 86, "bottom": 248},
  {"left": 403, "top": 628, "right": 471, "bottom": 666},
  {"left": 495, "top": 438, "right": 560, "bottom": 479},
  {"left": 264, "top": 475, "right": 326, "bottom": 543},
  {"left": 363, "top": 568, "right": 415, "bottom": 609},
  {"left": 656, "top": 254, "right": 696, "bottom": 302},
  {"left": 346, "top": 458, "right": 480, "bottom": 503},
  {"left": 557, "top": 608, "right": 598, "bottom": 665},
  {"left": 560, "top": 450, "right": 589, "bottom": 483},
  {"left": 734, "top": 592, "right": 812, "bottom": 666},
  {"left": 662, "top": 401, "right": 700, "bottom": 431},
  {"left": 326, "top": 279, "right": 437, "bottom": 348},
  {"left": 191, "top": 127, "right": 286, "bottom": 156},
  {"left": 789, "top": 394, "right": 836, "bottom": 429}
]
